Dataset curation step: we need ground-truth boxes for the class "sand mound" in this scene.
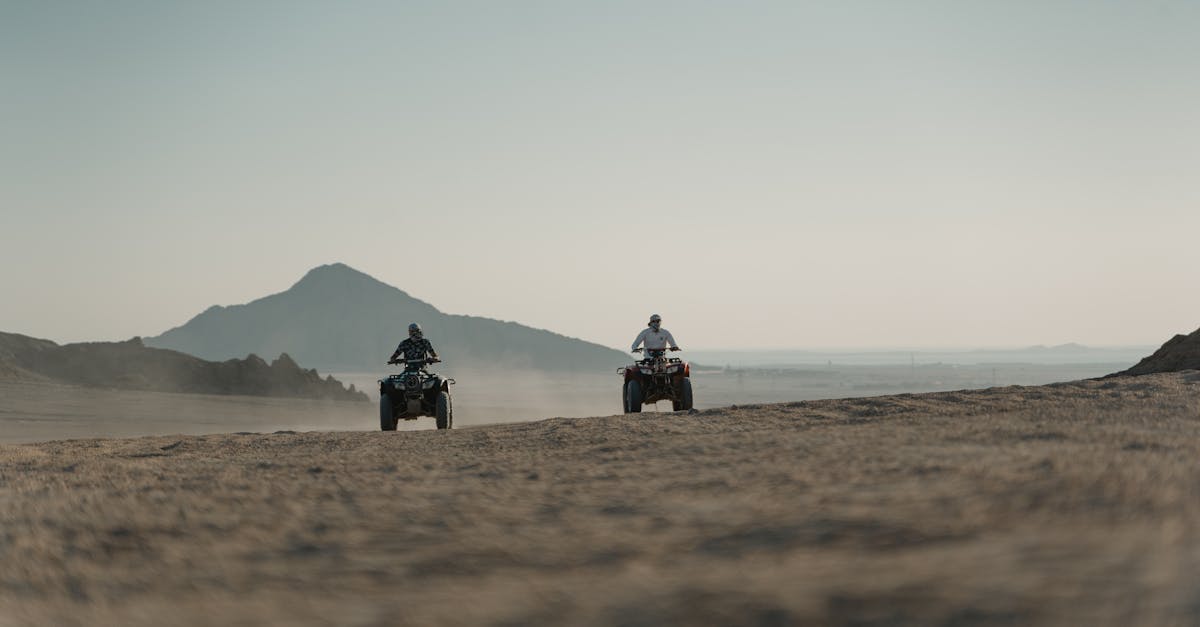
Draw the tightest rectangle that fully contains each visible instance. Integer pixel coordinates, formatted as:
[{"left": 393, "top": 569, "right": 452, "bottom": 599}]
[{"left": 1110, "top": 326, "right": 1200, "bottom": 376}]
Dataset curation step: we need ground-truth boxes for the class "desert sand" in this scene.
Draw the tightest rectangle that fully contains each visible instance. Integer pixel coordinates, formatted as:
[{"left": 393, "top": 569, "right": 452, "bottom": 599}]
[{"left": 3, "top": 372, "right": 1200, "bottom": 626}]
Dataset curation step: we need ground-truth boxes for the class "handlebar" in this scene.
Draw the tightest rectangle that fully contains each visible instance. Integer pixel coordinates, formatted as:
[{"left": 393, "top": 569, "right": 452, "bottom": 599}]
[
  {"left": 387, "top": 357, "right": 441, "bottom": 365},
  {"left": 631, "top": 347, "right": 682, "bottom": 353}
]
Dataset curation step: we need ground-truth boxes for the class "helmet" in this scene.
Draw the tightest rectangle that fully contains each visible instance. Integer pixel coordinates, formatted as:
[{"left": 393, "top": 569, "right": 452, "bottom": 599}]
[
  {"left": 648, "top": 314, "right": 661, "bottom": 328},
  {"left": 408, "top": 323, "right": 422, "bottom": 337}
]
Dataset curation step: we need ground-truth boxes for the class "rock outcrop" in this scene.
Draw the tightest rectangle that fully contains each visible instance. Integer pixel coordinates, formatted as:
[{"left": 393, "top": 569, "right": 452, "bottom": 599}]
[{"left": 1109, "top": 327, "right": 1200, "bottom": 377}]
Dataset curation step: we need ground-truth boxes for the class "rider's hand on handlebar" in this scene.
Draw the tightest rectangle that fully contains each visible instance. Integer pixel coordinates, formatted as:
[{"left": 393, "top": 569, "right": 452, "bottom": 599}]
[
  {"left": 632, "top": 348, "right": 643, "bottom": 353},
  {"left": 669, "top": 346, "right": 681, "bottom": 352}
]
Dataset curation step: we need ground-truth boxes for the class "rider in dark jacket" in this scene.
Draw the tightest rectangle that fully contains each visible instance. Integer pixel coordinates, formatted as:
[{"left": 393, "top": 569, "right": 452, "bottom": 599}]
[{"left": 389, "top": 323, "right": 440, "bottom": 369}]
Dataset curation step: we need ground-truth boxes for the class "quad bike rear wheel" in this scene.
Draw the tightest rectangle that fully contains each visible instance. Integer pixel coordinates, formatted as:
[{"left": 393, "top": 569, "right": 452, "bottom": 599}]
[
  {"left": 380, "top": 394, "right": 398, "bottom": 431},
  {"left": 625, "top": 380, "right": 642, "bottom": 413},
  {"left": 436, "top": 391, "right": 453, "bottom": 429}
]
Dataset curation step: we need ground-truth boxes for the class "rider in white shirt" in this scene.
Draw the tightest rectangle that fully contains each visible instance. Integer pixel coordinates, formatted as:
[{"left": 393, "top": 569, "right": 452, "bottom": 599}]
[{"left": 631, "top": 314, "right": 679, "bottom": 356}]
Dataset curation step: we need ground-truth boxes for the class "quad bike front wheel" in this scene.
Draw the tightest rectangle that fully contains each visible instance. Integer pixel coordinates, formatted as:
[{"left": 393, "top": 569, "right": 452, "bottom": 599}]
[
  {"left": 625, "top": 380, "right": 642, "bottom": 414},
  {"left": 436, "top": 391, "right": 453, "bottom": 429},
  {"left": 380, "top": 394, "right": 398, "bottom": 431},
  {"left": 673, "top": 378, "right": 694, "bottom": 412},
  {"left": 622, "top": 381, "right": 630, "bottom": 413}
]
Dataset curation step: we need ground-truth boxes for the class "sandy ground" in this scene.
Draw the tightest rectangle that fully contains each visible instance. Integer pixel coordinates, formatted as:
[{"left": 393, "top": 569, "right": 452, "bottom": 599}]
[
  {"left": 0, "top": 381, "right": 374, "bottom": 444},
  {"left": 3, "top": 372, "right": 1200, "bottom": 625}
]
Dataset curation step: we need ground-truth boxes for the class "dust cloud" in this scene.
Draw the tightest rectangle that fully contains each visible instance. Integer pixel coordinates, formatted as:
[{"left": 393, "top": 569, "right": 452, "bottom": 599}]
[
  {"left": 341, "top": 359, "right": 1138, "bottom": 429},
  {"left": 334, "top": 368, "right": 633, "bottom": 428}
]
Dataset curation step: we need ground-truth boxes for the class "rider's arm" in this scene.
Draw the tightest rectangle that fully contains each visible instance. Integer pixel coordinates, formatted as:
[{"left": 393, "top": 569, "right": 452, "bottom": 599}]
[
  {"left": 425, "top": 340, "right": 439, "bottom": 359},
  {"left": 631, "top": 329, "right": 647, "bottom": 352},
  {"left": 665, "top": 330, "right": 678, "bottom": 349}
]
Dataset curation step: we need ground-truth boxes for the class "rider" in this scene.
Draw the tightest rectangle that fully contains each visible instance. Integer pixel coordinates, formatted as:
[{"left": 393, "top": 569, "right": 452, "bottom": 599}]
[
  {"left": 630, "top": 314, "right": 679, "bottom": 360},
  {"left": 389, "top": 323, "right": 440, "bottom": 370}
]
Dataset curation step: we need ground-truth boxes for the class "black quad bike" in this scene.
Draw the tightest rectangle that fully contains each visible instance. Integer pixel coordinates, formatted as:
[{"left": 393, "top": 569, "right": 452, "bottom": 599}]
[
  {"left": 379, "top": 358, "right": 455, "bottom": 430},
  {"left": 619, "top": 348, "right": 693, "bottom": 413}
]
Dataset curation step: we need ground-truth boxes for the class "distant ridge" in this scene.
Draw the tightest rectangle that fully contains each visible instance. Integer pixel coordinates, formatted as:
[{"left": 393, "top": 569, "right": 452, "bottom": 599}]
[
  {"left": 147, "top": 263, "right": 628, "bottom": 372},
  {"left": 0, "top": 332, "right": 366, "bottom": 401},
  {"left": 1027, "top": 343, "right": 1089, "bottom": 352}
]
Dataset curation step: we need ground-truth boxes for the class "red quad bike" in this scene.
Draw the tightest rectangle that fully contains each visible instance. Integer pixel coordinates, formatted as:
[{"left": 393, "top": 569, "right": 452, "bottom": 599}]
[
  {"left": 620, "top": 348, "right": 694, "bottom": 413},
  {"left": 379, "top": 358, "right": 455, "bottom": 430}
]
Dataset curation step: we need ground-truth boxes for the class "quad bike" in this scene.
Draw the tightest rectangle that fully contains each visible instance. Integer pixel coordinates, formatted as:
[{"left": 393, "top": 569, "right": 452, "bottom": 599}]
[
  {"left": 379, "top": 358, "right": 455, "bottom": 430},
  {"left": 619, "top": 348, "right": 693, "bottom": 413}
]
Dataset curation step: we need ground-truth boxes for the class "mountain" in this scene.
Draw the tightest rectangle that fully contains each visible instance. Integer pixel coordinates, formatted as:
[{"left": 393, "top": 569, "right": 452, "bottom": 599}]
[
  {"left": 146, "top": 263, "right": 628, "bottom": 372},
  {"left": 0, "top": 332, "right": 367, "bottom": 401},
  {"left": 1109, "top": 327, "right": 1200, "bottom": 377}
]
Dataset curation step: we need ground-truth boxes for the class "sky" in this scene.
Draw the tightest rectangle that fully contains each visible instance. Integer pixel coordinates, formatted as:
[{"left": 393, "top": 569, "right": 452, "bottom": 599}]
[{"left": 2, "top": 0, "right": 1198, "bottom": 351}]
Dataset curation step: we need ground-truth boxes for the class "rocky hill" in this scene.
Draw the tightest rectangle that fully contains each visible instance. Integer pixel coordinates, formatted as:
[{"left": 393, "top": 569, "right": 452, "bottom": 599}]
[
  {"left": 1109, "top": 327, "right": 1200, "bottom": 376},
  {"left": 0, "top": 332, "right": 366, "bottom": 401},
  {"left": 146, "top": 263, "right": 628, "bottom": 372}
]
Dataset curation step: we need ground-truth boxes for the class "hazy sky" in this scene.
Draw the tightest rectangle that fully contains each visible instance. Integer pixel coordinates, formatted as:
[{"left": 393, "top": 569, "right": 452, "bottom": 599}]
[{"left": 3, "top": 1, "right": 1198, "bottom": 350}]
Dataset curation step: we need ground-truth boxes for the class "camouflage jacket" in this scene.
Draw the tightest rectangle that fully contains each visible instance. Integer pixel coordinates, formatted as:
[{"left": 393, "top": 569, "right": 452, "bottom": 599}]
[{"left": 392, "top": 337, "right": 438, "bottom": 363}]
